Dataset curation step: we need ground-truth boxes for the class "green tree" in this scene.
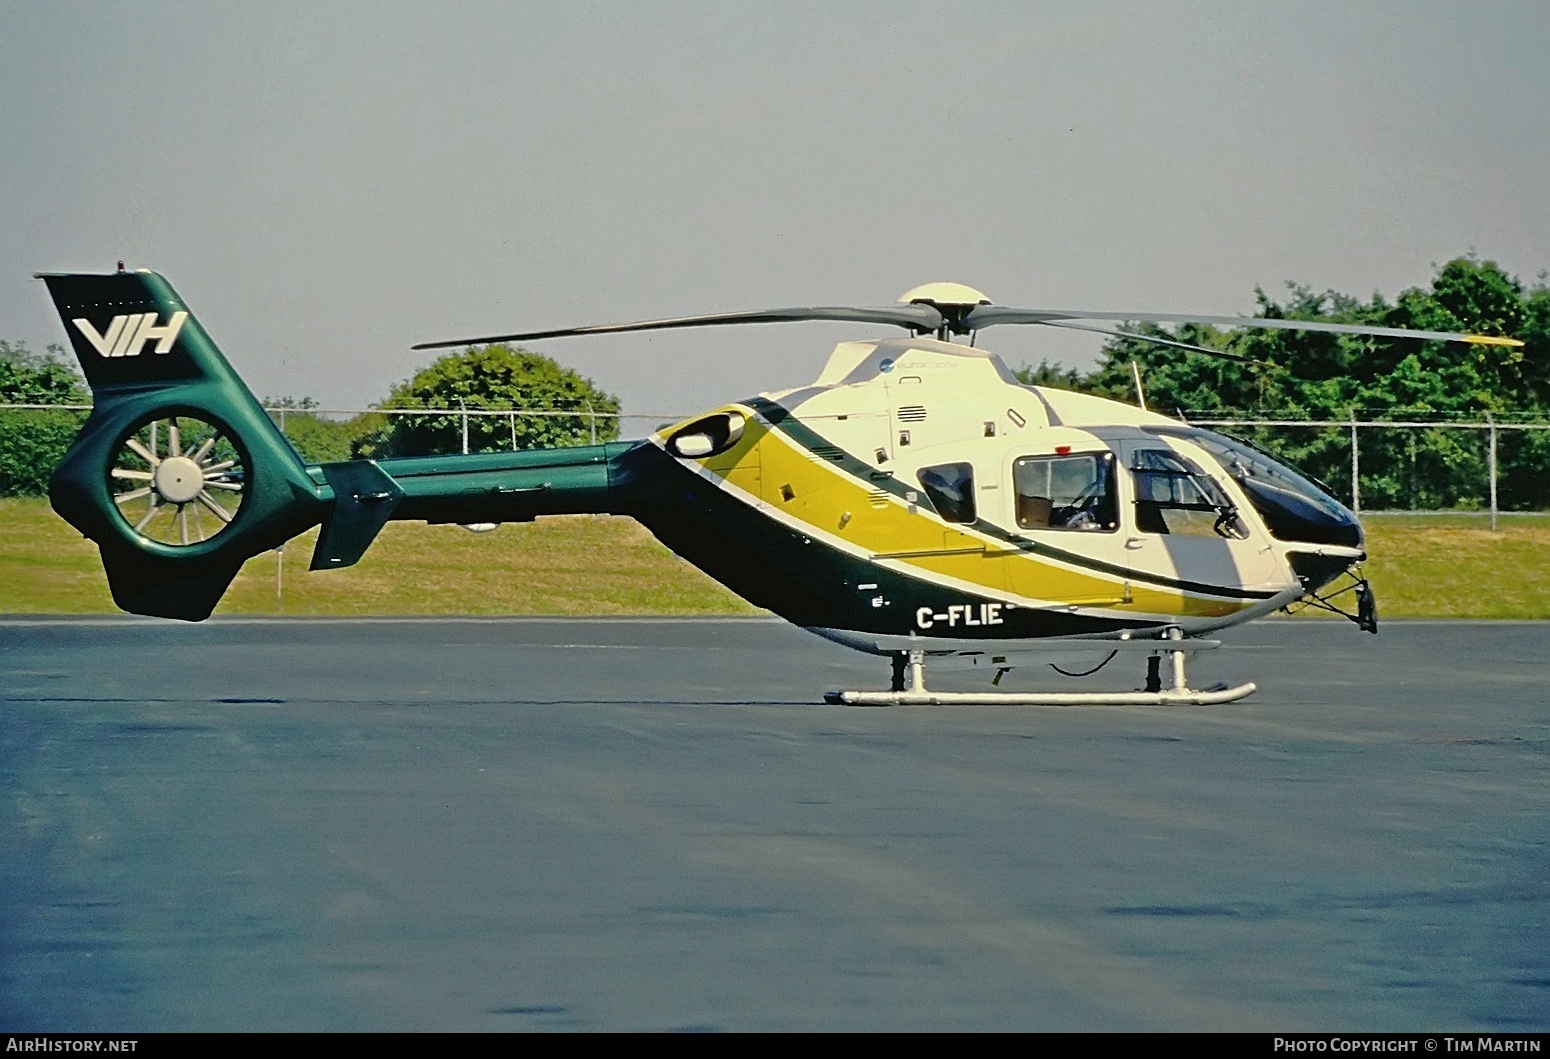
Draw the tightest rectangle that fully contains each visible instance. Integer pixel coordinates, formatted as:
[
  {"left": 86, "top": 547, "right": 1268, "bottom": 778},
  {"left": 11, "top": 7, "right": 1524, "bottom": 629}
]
[
  {"left": 1013, "top": 359, "right": 1088, "bottom": 390},
  {"left": 1021, "top": 256, "right": 1550, "bottom": 509},
  {"left": 1, "top": 340, "right": 87, "bottom": 405},
  {"left": 0, "top": 341, "right": 89, "bottom": 496},
  {"left": 358, "top": 344, "right": 621, "bottom": 458},
  {"left": 1519, "top": 277, "right": 1550, "bottom": 407}
]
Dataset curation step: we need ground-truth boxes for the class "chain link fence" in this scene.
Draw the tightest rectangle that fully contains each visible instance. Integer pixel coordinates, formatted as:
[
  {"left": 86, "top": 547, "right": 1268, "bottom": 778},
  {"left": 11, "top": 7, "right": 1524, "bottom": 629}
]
[
  {"left": 1184, "top": 413, "right": 1550, "bottom": 527},
  {"left": 262, "top": 405, "right": 683, "bottom": 463},
  {"left": 4, "top": 404, "right": 1549, "bottom": 522},
  {"left": 0, "top": 403, "right": 684, "bottom": 495},
  {"left": 0, "top": 403, "right": 685, "bottom": 496}
]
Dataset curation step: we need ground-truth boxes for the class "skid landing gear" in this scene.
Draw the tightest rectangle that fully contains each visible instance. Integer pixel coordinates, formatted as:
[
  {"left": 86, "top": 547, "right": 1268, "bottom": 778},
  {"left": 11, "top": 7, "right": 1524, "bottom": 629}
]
[{"left": 826, "top": 629, "right": 1257, "bottom": 707}]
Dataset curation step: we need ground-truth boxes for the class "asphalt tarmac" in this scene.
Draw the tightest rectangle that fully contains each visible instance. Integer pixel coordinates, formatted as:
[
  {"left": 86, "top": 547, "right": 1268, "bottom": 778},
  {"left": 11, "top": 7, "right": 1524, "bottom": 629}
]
[{"left": 1, "top": 616, "right": 1546, "bottom": 1032}]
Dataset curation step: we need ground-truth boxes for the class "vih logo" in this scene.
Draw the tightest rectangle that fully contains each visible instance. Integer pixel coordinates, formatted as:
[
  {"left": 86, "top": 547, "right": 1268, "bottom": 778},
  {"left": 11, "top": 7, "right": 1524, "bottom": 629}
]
[{"left": 73, "top": 311, "right": 189, "bottom": 358}]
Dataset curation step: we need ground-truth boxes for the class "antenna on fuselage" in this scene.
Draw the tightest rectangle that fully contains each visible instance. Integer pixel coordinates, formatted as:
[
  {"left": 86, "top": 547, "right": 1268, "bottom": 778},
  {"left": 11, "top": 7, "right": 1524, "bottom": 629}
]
[{"left": 1130, "top": 359, "right": 1148, "bottom": 411}]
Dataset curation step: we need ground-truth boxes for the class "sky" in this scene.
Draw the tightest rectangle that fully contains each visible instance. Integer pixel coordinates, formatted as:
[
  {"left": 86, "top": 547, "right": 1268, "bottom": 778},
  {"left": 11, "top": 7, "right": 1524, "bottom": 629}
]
[{"left": 3, "top": 0, "right": 1548, "bottom": 423}]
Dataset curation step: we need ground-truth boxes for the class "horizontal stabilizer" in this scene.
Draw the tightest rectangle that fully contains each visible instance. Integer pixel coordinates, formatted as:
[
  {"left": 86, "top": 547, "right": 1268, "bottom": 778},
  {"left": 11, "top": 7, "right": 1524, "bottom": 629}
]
[{"left": 311, "top": 460, "right": 405, "bottom": 570}]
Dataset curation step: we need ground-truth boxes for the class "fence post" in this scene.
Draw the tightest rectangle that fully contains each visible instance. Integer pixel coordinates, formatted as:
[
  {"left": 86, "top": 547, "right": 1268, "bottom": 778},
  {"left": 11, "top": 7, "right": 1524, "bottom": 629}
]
[
  {"left": 586, "top": 400, "right": 596, "bottom": 445},
  {"left": 1348, "top": 408, "right": 1360, "bottom": 516},
  {"left": 1487, "top": 412, "right": 1498, "bottom": 532},
  {"left": 509, "top": 410, "right": 517, "bottom": 451}
]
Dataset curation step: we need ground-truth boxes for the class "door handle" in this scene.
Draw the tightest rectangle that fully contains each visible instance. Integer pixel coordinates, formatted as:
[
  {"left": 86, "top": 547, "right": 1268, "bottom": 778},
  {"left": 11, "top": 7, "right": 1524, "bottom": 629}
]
[{"left": 1125, "top": 537, "right": 1145, "bottom": 550}]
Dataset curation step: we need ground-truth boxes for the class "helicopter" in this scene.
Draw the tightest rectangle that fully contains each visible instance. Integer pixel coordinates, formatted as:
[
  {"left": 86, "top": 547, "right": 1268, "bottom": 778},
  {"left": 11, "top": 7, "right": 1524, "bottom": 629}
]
[{"left": 36, "top": 269, "right": 1522, "bottom": 706}]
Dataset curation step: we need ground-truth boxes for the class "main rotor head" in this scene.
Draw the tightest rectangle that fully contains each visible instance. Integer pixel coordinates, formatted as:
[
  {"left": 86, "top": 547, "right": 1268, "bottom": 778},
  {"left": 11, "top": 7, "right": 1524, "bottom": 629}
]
[{"left": 897, "top": 283, "right": 992, "bottom": 338}]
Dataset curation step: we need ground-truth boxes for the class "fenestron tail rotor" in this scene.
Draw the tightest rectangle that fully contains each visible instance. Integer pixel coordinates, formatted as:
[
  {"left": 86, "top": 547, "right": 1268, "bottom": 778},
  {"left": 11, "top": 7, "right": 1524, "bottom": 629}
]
[{"left": 109, "top": 415, "right": 247, "bottom": 547}]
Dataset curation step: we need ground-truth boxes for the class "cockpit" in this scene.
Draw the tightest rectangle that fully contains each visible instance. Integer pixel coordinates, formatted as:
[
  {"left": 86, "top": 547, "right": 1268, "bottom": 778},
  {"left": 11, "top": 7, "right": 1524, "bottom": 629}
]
[
  {"left": 1143, "top": 426, "right": 1362, "bottom": 549},
  {"left": 914, "top": 427, "right": 1359, "bottom": 557}
]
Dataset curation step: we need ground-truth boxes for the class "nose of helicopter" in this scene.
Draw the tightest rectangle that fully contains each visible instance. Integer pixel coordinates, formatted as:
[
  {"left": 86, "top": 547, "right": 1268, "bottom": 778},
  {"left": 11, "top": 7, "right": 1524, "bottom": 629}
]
[
  {"left": 1238, "top": 459, "right": 1367, "bottom": 598},
  {"left": 1245, "top": 475, "right": 1364, "bottom": 551}
]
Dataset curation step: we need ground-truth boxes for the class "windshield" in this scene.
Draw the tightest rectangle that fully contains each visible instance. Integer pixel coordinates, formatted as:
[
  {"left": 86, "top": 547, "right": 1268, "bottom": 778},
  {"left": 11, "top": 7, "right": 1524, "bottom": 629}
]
[{"left": 1146, "top": 426, "right": 1362, "bottom": 548}]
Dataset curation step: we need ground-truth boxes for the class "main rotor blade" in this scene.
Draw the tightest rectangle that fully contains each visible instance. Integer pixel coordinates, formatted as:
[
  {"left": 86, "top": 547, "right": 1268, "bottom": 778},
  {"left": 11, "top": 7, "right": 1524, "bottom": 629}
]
[
  {"left": 963, "top": 305, "right": 1523, "bottom": 347},
  {"left": 413, "top": 304, "right": 946, "bottom": 351},
  {"left": 1040, "top": 320, "right": 1263, "bottom": 364}
]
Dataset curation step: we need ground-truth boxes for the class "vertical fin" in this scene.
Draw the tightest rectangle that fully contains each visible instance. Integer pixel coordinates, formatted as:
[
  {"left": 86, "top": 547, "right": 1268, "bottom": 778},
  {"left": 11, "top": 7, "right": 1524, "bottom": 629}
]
[{"left": 37, "top": 269, "right": 326, "bottom": 620}]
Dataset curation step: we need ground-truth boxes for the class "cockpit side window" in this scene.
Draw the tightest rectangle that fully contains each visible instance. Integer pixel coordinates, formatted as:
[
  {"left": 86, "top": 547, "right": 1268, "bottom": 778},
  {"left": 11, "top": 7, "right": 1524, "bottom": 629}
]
[
  {"left": 1130, "top": 448, "right": 1248, "bottom": 539},
  {"left": 917, "top": 462, "right": 976, "bottom": 524},
  {"left": 1013, "top": 452, "right": 1117, "bottom": 532}
]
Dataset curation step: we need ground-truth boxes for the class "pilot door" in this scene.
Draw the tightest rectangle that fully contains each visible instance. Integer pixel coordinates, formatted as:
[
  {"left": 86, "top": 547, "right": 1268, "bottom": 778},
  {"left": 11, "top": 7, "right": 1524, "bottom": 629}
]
[{"left": 1114, "top": 439, "right": 1284, "bottom": 600}]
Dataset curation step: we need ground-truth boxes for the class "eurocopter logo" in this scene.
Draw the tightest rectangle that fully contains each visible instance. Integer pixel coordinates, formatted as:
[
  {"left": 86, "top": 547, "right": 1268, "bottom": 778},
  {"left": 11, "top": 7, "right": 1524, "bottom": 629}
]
[{"left": 72, "top": 311, "right": 189, "bottom": 358}]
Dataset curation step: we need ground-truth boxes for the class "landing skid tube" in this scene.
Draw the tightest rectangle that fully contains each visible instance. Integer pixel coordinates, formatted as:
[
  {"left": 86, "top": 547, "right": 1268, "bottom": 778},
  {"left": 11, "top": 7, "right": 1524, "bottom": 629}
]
[{"left": 826, "top": 629, "right": 1257, "bottom": 707}]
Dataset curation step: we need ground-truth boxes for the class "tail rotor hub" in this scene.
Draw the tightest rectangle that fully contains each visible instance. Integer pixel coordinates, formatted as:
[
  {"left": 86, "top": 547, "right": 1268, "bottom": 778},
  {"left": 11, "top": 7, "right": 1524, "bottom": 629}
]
[{"left": 152, "top": 456, "right": 205, "bottom": 505}]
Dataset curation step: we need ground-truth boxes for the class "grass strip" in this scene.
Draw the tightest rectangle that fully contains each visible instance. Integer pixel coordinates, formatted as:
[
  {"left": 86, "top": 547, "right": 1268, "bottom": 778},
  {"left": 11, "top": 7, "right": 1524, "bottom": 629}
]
[{"left": 2, "top": 498, "right": 1544, "bottom": 619}]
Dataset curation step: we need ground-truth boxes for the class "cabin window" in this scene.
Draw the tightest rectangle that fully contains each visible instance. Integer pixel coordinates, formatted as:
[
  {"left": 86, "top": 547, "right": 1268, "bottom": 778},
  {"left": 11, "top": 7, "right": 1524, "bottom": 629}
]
[
  {"left": 1129, "top": 448, "right": 1248, "bottom": 539},
  {"left": 1013, "top": 452, "right": 1117, "bottom": 531},
  {"left": 917, "top": 462, "right": 976, "bottom": 523}
]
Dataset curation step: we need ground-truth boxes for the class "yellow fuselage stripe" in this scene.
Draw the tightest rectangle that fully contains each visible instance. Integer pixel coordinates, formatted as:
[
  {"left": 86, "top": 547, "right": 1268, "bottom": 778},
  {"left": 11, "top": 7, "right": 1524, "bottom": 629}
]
[{"left": 673, "top": 408, "right": 1253, "bottom": 621}]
